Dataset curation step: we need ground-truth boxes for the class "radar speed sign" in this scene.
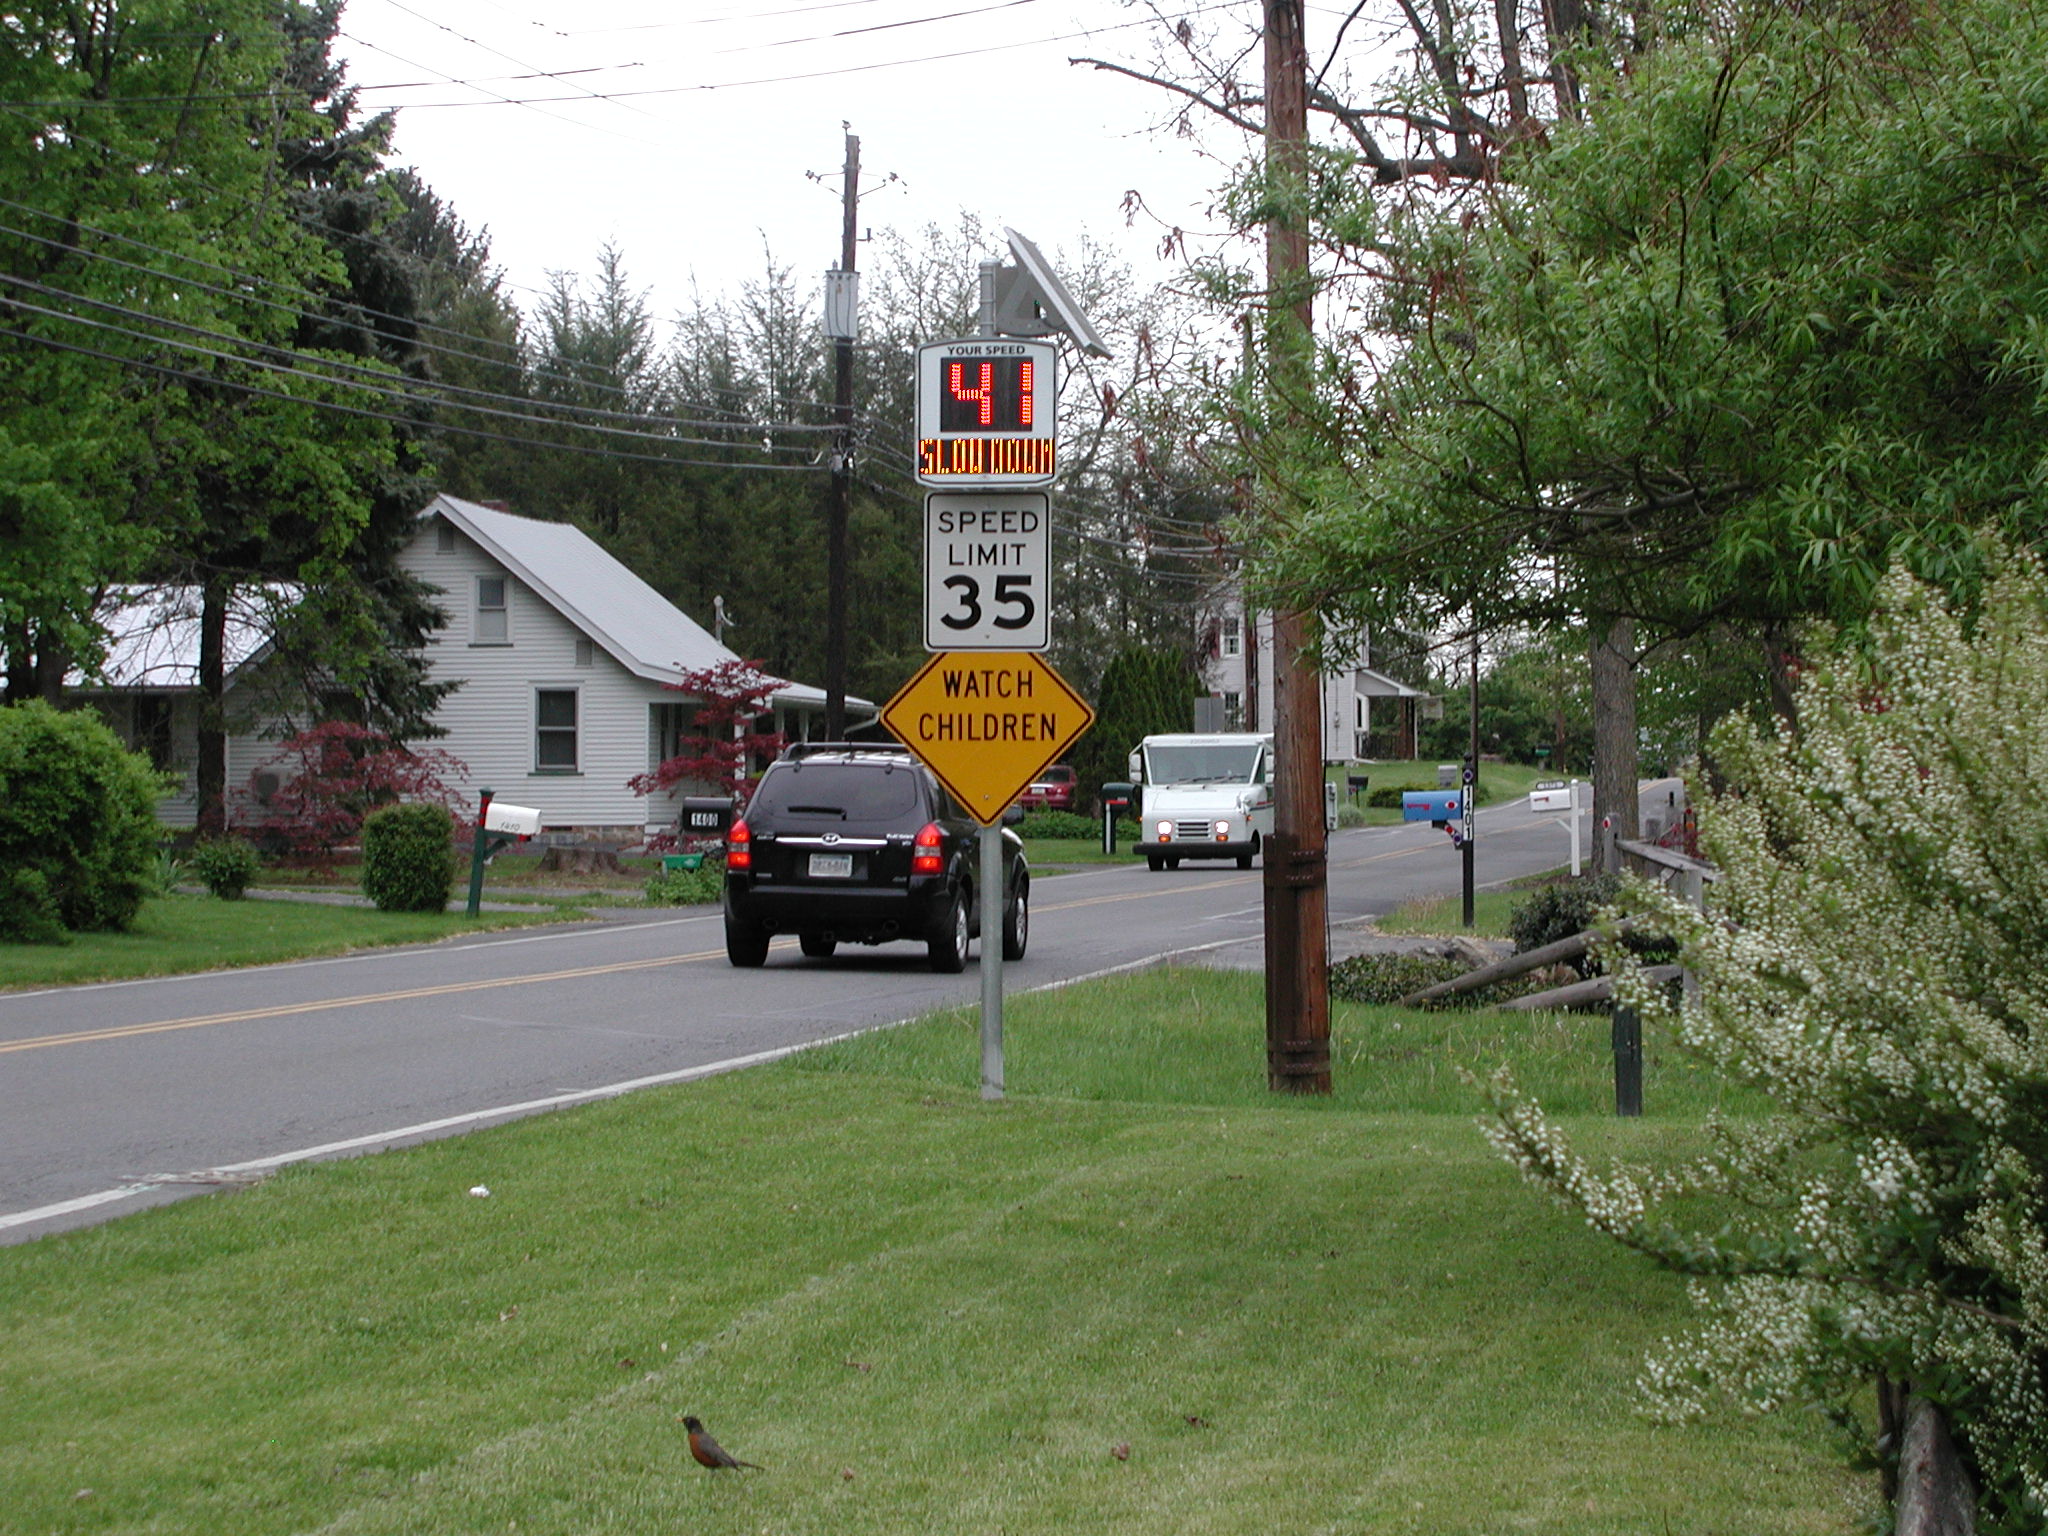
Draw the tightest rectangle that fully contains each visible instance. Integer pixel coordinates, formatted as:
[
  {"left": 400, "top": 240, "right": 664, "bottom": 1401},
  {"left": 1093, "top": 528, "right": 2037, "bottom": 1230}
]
[{"left": 915, "top": 337, "right": 1057, "bottom": 488}]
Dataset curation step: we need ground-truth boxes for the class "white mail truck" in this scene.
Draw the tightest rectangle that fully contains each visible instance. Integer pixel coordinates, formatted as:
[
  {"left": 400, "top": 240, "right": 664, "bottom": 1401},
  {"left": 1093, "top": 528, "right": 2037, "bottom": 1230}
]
[{"left": 1126, "top": 732, "right": 1275, "bottom": 871}]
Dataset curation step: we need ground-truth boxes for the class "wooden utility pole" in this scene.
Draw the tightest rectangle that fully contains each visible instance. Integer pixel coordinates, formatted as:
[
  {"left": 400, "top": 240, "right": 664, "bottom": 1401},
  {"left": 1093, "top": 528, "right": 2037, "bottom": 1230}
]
[
  {"left": 823, "top": 131, "right": 860, "bottom": 739},
  {"left": 1261, "top": 0, "right": 1331, "bottom": 1094}
]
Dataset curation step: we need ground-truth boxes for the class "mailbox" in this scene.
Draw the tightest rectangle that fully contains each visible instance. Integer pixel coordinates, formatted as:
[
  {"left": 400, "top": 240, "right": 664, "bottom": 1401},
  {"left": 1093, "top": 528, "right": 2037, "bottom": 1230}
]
[
  {"left": 1529, "top": 780, "right": 1575, "bottom": 814},
  {"left": 1402, "top": 789, "right": 1462, "bottom": 825},
  {"left": 678, "top": 796, "right": 733, "bottom": 838},
  {"left": 1100, "top": 781, "right": 1135, "bottom": 855},
  {"left": 482, "top": 801, "right": 542, "bottom": 838}
]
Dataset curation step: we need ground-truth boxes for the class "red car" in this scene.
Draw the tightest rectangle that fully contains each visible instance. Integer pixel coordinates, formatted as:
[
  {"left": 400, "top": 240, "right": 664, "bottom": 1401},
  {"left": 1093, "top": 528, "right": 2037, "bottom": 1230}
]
[{"left": 1019, "top": 764, "right": 1077, "bottom": 812}]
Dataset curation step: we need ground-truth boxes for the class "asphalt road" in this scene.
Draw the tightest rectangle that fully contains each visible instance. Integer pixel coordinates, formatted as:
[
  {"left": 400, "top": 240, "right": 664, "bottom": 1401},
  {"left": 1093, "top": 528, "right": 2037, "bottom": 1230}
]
[{"left": 0, "top": 781, "right": 1678, "bottom": 1243}]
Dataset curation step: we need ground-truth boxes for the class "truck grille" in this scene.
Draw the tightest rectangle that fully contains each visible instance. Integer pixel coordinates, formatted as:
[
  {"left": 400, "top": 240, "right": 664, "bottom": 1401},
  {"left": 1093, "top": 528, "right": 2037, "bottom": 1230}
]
[{"left": 1173, "top": 819, "right": 1216, "bottom": 841}]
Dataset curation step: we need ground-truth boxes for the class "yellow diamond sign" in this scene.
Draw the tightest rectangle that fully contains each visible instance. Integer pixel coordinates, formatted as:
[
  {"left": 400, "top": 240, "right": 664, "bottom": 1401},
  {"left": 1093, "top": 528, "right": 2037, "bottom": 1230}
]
[{"left": 881, "top": 651, "right": 1096, "bottom": 826}]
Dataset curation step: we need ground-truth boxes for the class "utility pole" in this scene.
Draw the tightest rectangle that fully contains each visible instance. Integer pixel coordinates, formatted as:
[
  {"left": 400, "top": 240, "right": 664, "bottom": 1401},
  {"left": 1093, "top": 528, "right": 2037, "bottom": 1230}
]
[
  {"left": 1464, "top": 620, "right": 1479, "bottom": 927},
  {"left": 823, "top": 130, "right": 860, "bottom": 740},
  {"left": 1261, "top": 0, "right": 1332, "bottom": 1095}
]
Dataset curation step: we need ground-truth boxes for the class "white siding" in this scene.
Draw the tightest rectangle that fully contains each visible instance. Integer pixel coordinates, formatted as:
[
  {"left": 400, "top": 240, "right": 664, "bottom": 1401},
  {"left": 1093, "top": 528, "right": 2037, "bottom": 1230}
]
[
  {"left": 404, "top": 518, "right": 684, "bottom": 835},
  {"left": 98, "top": 674, "right": 309, "bottom": 830}
]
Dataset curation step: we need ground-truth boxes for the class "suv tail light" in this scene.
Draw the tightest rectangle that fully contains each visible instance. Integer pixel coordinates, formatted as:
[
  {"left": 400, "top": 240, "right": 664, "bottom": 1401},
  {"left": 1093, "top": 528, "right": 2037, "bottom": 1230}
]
[
  {"left": 912, "top": 822, "right": 944, "bottom": 875},
  {"left": 728, "top": 817, "right": 752, "bottom": 871}
]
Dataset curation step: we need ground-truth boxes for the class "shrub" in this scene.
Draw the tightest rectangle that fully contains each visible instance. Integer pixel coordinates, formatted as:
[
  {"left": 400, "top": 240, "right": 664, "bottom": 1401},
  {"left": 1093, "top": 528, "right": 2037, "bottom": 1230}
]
[
  {"left": 1484, "top": 551, "right": 2048, "bottom": 1526},
  {"left": 1506, "top": 873, "right": 1623, "bottom": 975},
  {"left": 0, "top": 867, "right": 67, "bottom": 945},
  {"left": 1509, "top": 874, "right": 1678, "bottom": 975},
  {"left": 630, "top": 661, "right": 785, "bottom": 853},
  {"left": 360, "top": 803, "right": 456, "bottom": 913},
  {"left": 1016, "top": 809, "right": 1098, "bottom": 840},
  {"left": 0, "top": 700, "right": 162, "bottom": 939},
  {"left": 153, "top": 844, "right": 189, "bottom": 896},
  {"left": 1334, "top": 802, "right": 1367, "bottom": 829},
  {"left": 239, "top": 722, "right": 467, "bottom": 863},
  {"left": 1330, "top": 951, "right": 1465, "bottom": 1005},
  {"left": 644, "top": 861, "right": 723, "bottom": 906},
  {"left": 1367, "top": 785, "right": 1408, "bottom": 809},
  {"left": 1330, "top": 950, "right": 1544, "bottom": 1009},
  {"left": 188, "top": 836, "right": 261, "bottom": 900},
  {"left": 1508, "top": 873, "right": 1621, "bottom": 950}
]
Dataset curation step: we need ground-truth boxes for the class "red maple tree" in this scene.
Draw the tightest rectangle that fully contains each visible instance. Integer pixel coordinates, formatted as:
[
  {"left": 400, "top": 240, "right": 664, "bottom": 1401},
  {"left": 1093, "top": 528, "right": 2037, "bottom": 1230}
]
[{"left": 629, "top": 660, "right": 786, "bottom": 851}]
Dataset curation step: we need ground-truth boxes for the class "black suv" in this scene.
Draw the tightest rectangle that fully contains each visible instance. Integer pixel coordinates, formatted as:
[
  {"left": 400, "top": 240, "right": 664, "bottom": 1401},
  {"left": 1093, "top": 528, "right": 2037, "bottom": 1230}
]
[{"left": 721, "top": 743, "right": 1029, "bottom": 972}]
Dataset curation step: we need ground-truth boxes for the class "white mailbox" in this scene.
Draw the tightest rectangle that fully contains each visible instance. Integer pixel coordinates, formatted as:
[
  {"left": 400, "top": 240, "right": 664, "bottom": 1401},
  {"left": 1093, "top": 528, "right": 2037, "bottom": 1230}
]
[
  {"left": 482, "top": 801, "right": 542, "bottom": 838},
  {"left": 1528, "top": 781, "right": 1576, "bottom": 814}
]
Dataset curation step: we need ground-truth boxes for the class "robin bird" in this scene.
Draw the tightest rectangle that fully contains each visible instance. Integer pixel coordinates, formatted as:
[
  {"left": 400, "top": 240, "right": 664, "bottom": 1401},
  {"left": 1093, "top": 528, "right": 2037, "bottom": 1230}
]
[{"left": 684, "top": 1415, "right": 763, "bottom": 1471}]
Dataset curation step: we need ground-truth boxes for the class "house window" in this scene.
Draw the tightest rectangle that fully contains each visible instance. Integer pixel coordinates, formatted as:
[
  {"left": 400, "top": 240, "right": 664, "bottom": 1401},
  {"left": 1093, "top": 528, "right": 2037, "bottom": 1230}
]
[
  {"left": 1223, "top": 691, "right": 1243, "bottom": 731},
  {"left": 536, "top": 688, "right": 578, "bottom": 771},
  {"left": 575, "top": 637, "right": 594, "bottom": 668},
  {"left": 133, "top": 695, "right": 175, "bottom": 772},
  {"left": 1221, "top": 613, "right": 1242, "bottom": 658},
  {"left": 651, "top": 701, "right": 699, "bottom": 763},
  {"left": 476, "top": 575, "right": 509, "bottom": 644},
  {"left": 436, "top": 520, "right": 455, "bottom": 554}
]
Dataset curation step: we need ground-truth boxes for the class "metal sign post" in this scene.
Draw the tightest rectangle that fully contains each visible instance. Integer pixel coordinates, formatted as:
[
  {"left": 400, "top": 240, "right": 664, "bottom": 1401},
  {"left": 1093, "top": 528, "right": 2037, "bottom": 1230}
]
[
  {"left": 979, "top": 827, "right": 1003, "bottom": 1098},
  {"left": 898, "top": 231, "right": 1107, "bottom": 1101}
]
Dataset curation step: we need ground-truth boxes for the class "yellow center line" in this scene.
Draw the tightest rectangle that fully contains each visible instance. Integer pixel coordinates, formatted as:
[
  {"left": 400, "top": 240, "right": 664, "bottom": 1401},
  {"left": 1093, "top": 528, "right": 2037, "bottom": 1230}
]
[
  {"left": 1, "top": 948, "right": 733, "bottom": 1056},
  {"left": 1341, "top": 845, "right": 1434, "bottom": 866},
  {"left": 9, "top": 850, "right": 1433, "bottom": 1057},
  {"left": 1038, "top": 873, "right": 1243, "bottom": 912}
]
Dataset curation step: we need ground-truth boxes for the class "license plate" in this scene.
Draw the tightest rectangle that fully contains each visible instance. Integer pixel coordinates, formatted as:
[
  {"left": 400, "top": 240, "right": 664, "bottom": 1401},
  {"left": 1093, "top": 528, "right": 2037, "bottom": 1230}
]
[{"left": 808, "top": 852, "right": 853, "bottom": 879}]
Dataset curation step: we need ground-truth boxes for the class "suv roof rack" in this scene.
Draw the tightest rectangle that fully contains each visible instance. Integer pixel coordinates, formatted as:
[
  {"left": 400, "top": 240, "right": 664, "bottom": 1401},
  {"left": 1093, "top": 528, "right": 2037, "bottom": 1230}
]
[{"left": 780, "top": 741, "right": 914, "bottom": 761}]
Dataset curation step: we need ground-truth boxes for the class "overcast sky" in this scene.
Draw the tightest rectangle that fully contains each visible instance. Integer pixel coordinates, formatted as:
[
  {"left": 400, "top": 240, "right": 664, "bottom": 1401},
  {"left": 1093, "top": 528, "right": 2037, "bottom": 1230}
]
[{"left": 333, "top": 0, "right": 1272, "bottom": 324}]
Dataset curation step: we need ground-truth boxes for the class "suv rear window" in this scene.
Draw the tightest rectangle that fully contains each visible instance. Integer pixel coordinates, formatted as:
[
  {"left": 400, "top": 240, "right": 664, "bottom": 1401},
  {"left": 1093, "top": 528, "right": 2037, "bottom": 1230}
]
[{"left": 751, "top": 760, "right": 926, "bottom": 822}]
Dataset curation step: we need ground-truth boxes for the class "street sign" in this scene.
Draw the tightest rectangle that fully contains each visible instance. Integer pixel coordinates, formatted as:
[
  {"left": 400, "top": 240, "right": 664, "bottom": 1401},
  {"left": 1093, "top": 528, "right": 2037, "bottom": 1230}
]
[
  {"left": 924, "top": 490, "right": 1050, "bottom": 651},
  {"left": 914, "top": 337, "right": 1058, "bottom": 488},
  {"left": 880, "top": 651, "right": 1095, "bottom": 826}
]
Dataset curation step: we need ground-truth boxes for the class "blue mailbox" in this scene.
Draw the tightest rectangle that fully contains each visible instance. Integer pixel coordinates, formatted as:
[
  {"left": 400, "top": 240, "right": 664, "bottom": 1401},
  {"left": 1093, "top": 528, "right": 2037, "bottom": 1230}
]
[{"left": 1402, "top": 789, "right": 1462, "bottom": 824}]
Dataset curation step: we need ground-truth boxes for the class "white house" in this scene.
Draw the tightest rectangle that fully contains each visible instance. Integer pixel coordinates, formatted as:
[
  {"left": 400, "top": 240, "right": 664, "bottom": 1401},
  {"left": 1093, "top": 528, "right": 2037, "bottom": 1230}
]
[
  {"left": 1199, "top": 597, "right": 1437, "bottom": 761},
  {"left": 70, "top": 585, "right": 294, "bottom": 828},
  {"left": 73, "top": 495, "right": 867, "bottom": 841},
  {"left": 401, "top": 494, "right": 870, "bottom": 842}
]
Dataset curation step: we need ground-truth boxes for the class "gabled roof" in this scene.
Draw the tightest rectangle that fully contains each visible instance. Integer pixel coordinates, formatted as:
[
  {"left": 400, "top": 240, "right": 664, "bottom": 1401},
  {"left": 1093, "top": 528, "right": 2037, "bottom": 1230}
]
[
  {"left": 422, "top": 495, "right": 867, "bottom": 712},
  {"left": 1353, "top": 665, "right": 1431, "bottom": 700},
  {"left": 67, "top": 585, "right": 290, "bottom": 690}
]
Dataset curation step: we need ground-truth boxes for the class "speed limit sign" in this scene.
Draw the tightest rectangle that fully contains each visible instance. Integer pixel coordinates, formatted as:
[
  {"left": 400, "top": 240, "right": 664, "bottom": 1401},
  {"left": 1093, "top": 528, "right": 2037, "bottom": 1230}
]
[{"left": 924, "top": 491, "right": 1049, "bottom": 651}]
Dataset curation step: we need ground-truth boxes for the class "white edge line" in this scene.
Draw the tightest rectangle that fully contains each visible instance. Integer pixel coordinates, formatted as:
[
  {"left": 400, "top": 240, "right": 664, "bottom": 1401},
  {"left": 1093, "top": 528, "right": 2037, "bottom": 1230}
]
[
  {"left": 0, "top": 1035, "right": 845, "bottom": 1234},
  {"left": 0, "top": 931, "right": 1258, "bottom": 1237}
]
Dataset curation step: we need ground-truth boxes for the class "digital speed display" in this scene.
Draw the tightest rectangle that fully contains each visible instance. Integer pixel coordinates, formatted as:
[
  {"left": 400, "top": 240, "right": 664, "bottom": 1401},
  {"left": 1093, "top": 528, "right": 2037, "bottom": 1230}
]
[
  {"left": 938, "top": 357, "right": 1035, "bottom": 432},
  {"left": 915, "top": 338, "right": 1057, "bottom": 488}
]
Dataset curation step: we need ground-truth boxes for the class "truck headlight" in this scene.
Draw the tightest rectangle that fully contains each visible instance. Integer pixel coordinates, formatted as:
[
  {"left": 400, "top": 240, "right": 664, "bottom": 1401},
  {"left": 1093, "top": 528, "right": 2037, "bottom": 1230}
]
[
  {"left": 1155, "top": 819, "right": 1173, "bottom": 842},
  {"left": 1213, "top": 819, "right": 1232, "bottom": 841}
]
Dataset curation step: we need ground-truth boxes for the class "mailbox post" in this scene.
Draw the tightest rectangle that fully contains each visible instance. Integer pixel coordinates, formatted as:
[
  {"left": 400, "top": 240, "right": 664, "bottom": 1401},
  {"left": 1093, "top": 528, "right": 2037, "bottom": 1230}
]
[
  {"left": 1100, "top": 781, "right": 1134, "bottom": 854},
  {"left": 464, "top": 789, "right": 542, "bottom": 917}
]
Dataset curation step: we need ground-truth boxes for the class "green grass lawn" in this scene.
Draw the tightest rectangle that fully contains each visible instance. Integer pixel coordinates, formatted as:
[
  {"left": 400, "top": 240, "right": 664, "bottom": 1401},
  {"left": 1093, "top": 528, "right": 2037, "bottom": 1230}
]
[
  {"left": 1372, "top": 888, "right": 1523, "bottom": 939},
  {"left": 0, "top": 968, "right": 1871, "bottom": 1534},
  {"left": 0, "top": 893, "right": 579, "bottom": 991},
  {"left": 1342, "top": 759, "right": 1559, "bottom": 826}
]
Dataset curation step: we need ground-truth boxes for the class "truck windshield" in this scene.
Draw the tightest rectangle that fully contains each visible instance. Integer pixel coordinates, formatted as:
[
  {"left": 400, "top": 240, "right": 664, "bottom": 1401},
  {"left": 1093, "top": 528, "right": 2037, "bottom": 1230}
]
[{"left": 1146, "top": 744, "right": 1263, "bottom": 784}]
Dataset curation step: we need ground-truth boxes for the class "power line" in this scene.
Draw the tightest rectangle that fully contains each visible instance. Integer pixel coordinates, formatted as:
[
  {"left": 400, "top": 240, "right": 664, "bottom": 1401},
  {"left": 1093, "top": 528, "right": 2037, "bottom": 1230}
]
[
  {"left": 5, "top": 326, "right": 830, "bottom": 472},
  {"left": 333, "top": 28, "right": 649, "bottom": 144},
  {"left": 0, "top": 6, "right": 1213, "bottom": 110},
  {"left": 0, "top": 195, "right": 848, "bottom": 425},
  {"left": 0, "top": 276, "right": 834, "bottom": 451}
]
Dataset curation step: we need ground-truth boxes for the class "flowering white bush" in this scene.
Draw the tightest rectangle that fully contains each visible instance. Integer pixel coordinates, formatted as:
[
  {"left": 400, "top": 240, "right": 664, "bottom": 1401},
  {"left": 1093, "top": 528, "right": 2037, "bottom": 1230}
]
[{"left": 1483, "top": 551, "right": 2048, "bottom": 1528}]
